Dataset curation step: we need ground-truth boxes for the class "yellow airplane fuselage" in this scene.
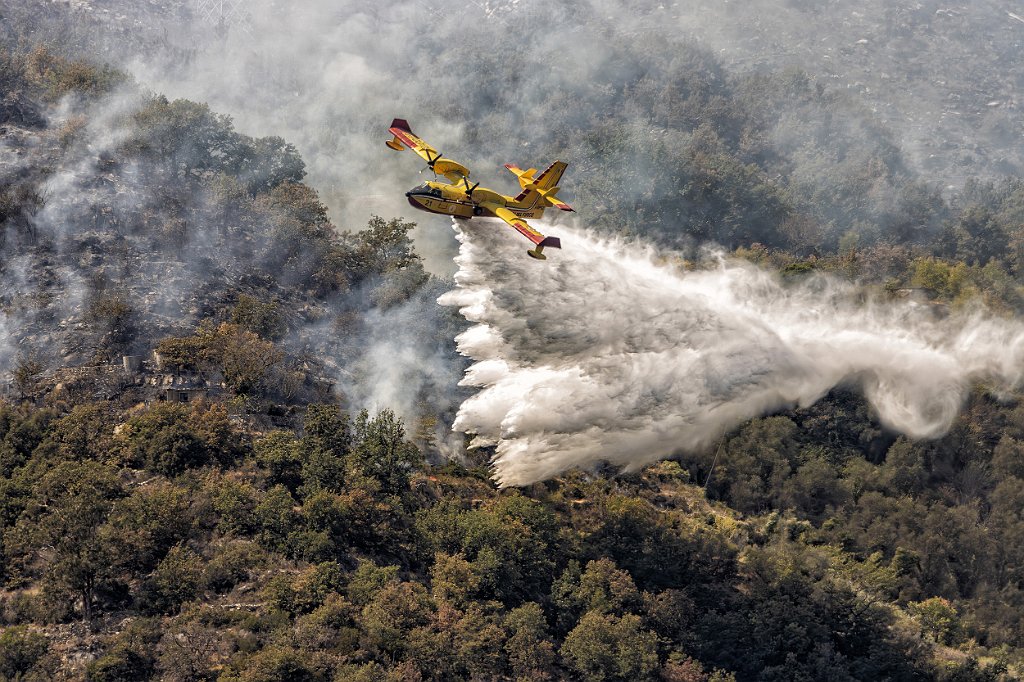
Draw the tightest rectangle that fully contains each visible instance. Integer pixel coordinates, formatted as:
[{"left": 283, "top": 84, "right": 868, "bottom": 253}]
[
  {"left": 405, "top": 181, "right": 544, "bottom": 220},
  {"left": 386, "top": 118, "right": 570, "bottom": 258}
]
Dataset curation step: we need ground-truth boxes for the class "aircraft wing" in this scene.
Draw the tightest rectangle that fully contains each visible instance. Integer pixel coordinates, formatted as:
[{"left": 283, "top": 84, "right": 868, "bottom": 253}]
[
  {"left": 386, "top": 118, "right": 470, "bottom": 184},
  {"left": 483, "top": 202, "right": 562, "bottom": 255}
]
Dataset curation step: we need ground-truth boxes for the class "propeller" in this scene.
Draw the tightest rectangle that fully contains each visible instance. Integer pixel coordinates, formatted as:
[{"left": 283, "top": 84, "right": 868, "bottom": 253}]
[
  {"left": 462, "top": 177, "right": 480, "bottom": 197},
  {"left": 420, "top": 150, "right": 443, "bottom": 176}
]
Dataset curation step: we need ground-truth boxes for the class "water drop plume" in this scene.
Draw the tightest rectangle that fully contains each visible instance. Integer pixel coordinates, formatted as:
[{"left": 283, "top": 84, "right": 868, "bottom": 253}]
[{"left": 438, "top": 220, "right": 1024, "bottom": 487}]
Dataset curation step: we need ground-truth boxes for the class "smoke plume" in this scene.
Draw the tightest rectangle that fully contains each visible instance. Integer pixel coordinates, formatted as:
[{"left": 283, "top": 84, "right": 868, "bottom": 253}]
[{"left": 440, "top": 219, "right": 1024, "bottom": 486}]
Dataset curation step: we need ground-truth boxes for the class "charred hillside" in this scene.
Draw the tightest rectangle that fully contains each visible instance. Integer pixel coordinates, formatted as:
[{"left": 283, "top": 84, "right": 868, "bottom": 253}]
[{"left": 0, "top": 46, "right": 461, "bottom": 427}]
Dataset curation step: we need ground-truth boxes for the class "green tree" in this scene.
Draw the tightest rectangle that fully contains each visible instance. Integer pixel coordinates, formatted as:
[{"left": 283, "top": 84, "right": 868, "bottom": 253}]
[
  {"left": 552, "top": 558, "right": 642, "bottom": 628},
  {"left": 909, "top": 257, "right": 969, "bottom": 299},
  {"left": 0, "top": 408, "right": 54, "bottom": 477},
  {"left": 254, "top": 485, "right": 300, "bottom": 554},
  {"left": 220, "top": 645, "right": 320, "bottom": 682},
  {"left": 125, "top": 97, "right": 242, "bottom": 179},
  {"left": 11, "top": 355, "right": 44, "bottom": 400},
  {"left": 85, "top": 292, "right": 136, "bottom": 359},
  {"left": 254, "top": 430, "right": 304, "bottom": 492},
  {"left": 104, "top": 480, "right": 197, "bottom": 573},
  {"left": 155, "top": 613, "right": 226, "bottom": 682},
  {"left": 503, "top": 602, "right": 557, "bottom": 679},
  {"left": 561, "top": 611, "right": 660, "bottom": 682},
  {"left": 345, "top": 560, "right": 400, "bottom": 607},
  {"left": 203, "top": 540, "right": 264, "bottom": 593},
  {"left": 716, "top": 416, "right": 800, "bottom": 513},
  {"left": 292, "top": 593, "right": 359, "bottom": 657},
  {"left": 141, "top": 543, "right": 203, "bottom": 614},
  {"left": 209, "top": 475, "right": 262, "bottom": 537},
  {"left": 209, "top": 323, "right": 283, "bottom": 396},
  {"left": 348, "top": 409, "right": 422, "bottom": 495},
  {"left": 262, "top": 561, "right": 342, "bottom": 616},
  {"left": 949, "top": 205, "right": 1008, "bottom": 266},
  {"left": 355, "top": 216, "right": 422, "bottom": 276},
  {"left": 155, "top": 323, "right": 283, "bottom": 396},
  {"left": 6, "top": 461, "right": 124, "bottom": 620},
  {"left": 880, "top": 437, "right": 928, "bottom": 495},
  {"left": 415, "top": 495, "right": 559, "bottom": 605},
  {"left": 429, "top": 552, "right": 481, "bottom": 608},
  {"left": 23, "top": 45, "right": 123, "bottom": 101},
  {"left": 231, "top": 295, "right": 286, "bottom": 341},
  {"left": 359, "top": 581, "right": 433, "bottom": 660},
  {"left": 119, "top": 404, "right": 210, "bottom": 475},
  {"left": 86, "top": 645, "right": 155, "bottom": 682},
  {"left": 779, "top": 454, "right": 848, "bottom": 521},
  {"left": 910, "top": 597, "right": 960, "bottom": 645},
  {"left": 299, "top": 404, "right": 350, "bottom": 495},
  {"left": 241, "top": 135, "right": 306, "bottom": 195},
  {"left": 46, "top": 404, "right": 116, "bottom": 463}
]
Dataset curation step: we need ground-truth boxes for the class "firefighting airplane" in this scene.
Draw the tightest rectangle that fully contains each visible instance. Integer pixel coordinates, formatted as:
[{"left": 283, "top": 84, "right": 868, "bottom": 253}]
[{"left": 386, "top": 118, "right": 572, "bottom": 259}]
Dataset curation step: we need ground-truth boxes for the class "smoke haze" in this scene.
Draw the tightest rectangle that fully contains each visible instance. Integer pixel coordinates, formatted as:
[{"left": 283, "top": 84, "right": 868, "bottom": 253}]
[{"left": 441, "top": 220, "right": 1024, "bottom": 486}]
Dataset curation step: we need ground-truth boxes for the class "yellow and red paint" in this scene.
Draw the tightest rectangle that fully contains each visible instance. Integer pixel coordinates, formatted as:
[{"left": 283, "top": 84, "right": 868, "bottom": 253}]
[{"left": 386, "top": 118, "right": 570, "bottom": 258}]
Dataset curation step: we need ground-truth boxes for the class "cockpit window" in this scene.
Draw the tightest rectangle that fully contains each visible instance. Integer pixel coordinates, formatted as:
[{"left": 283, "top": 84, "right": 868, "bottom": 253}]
[{"left": 410, "top": 183, "right": 444, "bottom": 198}]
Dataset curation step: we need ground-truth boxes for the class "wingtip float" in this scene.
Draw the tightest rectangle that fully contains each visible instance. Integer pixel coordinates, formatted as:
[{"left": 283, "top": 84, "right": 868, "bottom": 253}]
[{"left": 386, "top": 118, "right": 572, "bottom": 260}]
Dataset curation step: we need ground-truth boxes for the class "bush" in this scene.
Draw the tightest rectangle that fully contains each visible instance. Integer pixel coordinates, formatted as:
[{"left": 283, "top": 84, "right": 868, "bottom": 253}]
[
  {"left": 120, "top": 404, "right": 211, "bottom": 475},
  {"left": 231, "top": 295, "right": 286, "bottom": 341},
  {"left": 139, "top": 544, "right": 204, "bottom": 615},
  {"left": 24, "top": 45, "right": 124, "bottom": 101},
  {"left": 222, "top": 645, "right": 320, "bottom": 682},
  {"left": 0, "top": 626, "right": 52, "bottom": 680},
  {"left": 560, "top": 611, "right": 660, "bottom": 682},
  {"left": 203, "top": 541, "right": 264, "bottom": 593},
  {"left": 262, "top": 561, "right": 343, "bottom": 616},
  {"left": 86, "top": 644, "right": 155, "bottom": 682}
]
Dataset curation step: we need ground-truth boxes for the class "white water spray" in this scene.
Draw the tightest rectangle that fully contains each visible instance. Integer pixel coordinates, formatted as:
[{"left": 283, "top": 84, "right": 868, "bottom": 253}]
[{"left": 439, "top": 220, "right": 1024, "bottom": 487}]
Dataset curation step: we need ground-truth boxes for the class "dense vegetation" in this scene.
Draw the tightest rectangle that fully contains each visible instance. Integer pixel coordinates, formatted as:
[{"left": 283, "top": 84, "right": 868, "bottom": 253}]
[
  {"left": 2, "top": 6, "right": 1024, "bottom": 679},
  {"left": 0, "top": 394, "right": 1016, "bottom": 681}
]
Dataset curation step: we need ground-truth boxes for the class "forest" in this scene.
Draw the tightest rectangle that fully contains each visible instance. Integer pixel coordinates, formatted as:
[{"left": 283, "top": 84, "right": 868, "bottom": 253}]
[{"left": 3, "top": 2, "right": 1024, "bottom": 680}]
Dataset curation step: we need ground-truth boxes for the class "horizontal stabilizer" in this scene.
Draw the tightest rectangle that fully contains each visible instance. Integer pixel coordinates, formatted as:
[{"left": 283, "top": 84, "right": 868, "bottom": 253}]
[
  {"left": 387, "top": 118, "right": 415, "bottom": 151},
  {"left": 509, "top": 161, "right": 572, "bottom": 211},
  {"left": 539, "top": 186, "right": 574, "bottom": 212},
  {"left": 505, "top": 163, "right": 539, "bottom": 190}
]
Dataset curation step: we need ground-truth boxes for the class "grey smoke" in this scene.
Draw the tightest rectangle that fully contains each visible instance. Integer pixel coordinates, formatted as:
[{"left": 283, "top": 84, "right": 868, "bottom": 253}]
[
  {"left": 440, "top": 220, "right": 1024, "bottom": 486},
  {"left": 338, "top": 277, "right": 467, "bottom": 446}
]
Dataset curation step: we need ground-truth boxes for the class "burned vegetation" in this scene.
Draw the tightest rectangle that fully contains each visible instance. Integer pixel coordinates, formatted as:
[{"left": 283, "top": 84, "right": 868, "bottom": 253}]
[{"left": 0, "top": 45, "right": 451, "bottom": 413}]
